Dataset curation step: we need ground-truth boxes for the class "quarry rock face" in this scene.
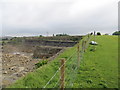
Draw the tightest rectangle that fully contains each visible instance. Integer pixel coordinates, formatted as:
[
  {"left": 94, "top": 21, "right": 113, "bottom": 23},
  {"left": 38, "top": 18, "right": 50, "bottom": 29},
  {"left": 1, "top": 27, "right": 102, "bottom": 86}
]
[
  {"left": 25, "top": 40, "right": 78, "bottom": 47},
  {"left": 33, "top": 46, "right": 62, "bottom": 59}
]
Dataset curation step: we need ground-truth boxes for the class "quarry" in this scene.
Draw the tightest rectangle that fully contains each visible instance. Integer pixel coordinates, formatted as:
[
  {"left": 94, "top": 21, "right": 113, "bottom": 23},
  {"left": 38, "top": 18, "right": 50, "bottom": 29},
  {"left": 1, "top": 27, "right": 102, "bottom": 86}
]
[{"left": 1, "top": 35, "right": 83, "bottom": 87}]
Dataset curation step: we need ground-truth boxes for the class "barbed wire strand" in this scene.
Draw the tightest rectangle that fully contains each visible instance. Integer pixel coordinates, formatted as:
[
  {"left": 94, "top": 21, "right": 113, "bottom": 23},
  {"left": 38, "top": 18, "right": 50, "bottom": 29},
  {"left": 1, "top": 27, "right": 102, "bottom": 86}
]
[
  {"left": 53, "top": 55, "right": 76, "bottom": 88},
  {"left": 65, "top": 37, "right": 91, "bottom": 88},
  {"left": 52, "top": 55, "right": 78, "bottom": 88},
  {"left": 43, "top": 37, "right": 91, "bottom": 88},
  {"left": 43, "top": 48, "right": 77, "bottom": 88},
  {"left": 53, "top": 69, "right": 66, "bottom": 88},
  {"left": 66, "top": 36, "right": 91, "bottom": 88},
  {"left": 65, "top": 66, "right": 78, "bottom": 88}
]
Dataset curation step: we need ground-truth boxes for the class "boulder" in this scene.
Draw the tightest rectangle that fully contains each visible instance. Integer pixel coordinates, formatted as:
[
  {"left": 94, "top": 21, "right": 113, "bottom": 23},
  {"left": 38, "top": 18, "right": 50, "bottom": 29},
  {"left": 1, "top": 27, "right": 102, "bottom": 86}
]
[{"left": 3, "top": 71, "right": 7, "bottom": 74}]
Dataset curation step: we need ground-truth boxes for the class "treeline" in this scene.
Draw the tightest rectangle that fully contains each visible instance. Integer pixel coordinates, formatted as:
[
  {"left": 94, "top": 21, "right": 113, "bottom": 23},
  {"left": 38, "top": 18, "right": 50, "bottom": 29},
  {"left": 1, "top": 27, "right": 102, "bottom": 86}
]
[{"left": 112, "top": 31, "right": 120, "bottom": 35}]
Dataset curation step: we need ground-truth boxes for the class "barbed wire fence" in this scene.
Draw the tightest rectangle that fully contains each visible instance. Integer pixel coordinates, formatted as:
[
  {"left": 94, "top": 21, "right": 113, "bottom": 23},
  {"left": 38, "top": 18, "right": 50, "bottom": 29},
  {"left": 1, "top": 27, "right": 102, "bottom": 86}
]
[
  {"left": 43, "top": 47, "right": 77, "bottom": 88},
  {"left": 42, "top": 34, "right": 92, "bottom": 88}
]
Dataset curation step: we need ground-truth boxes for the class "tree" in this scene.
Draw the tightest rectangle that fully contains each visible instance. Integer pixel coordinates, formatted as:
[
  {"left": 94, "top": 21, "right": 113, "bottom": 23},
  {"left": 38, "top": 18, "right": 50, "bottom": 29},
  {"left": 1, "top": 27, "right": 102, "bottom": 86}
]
[
  {"left": 56, "top": 33, "right": 69, "bottom": 36},
  {"left": 2, "top": 38, "right": 8, "bottom": 41},
  {"left": 112, "top": 31, "right": 120, "bottom": 35},
  {"left": 2, "top": 41, "right": 5, "bottom": 45},
  {"left": 97, "top": 32, "right": 101, "bottom": 35},
  {"left": 90, "top": 32, "right": 93, "bottom": 35},
  {"left": 105, "top": 33, "right": 109, "bottom": 35},
  {"left": 39, "top": 35, "right": 43, "bottom": 37}
]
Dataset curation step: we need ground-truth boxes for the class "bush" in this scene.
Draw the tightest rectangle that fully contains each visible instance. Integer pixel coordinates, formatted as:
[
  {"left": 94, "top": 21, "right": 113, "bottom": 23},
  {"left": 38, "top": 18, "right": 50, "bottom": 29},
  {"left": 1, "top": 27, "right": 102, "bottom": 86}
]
[
  {"left": 104, "top": 33, "right": 109, "bottom": 35},
  {"left": 70, "top": 37, "right": 79, "bottom": 42},
  {"left": 39, "top": 35, "right": 43, "bottom": 37},
  {"left": 97, "top": 32, "right": 101, "bottom": 35},
  {"left": 90, "top": 32, "right": 93, "bottom": 35},
  {"left": 112, "top": 31, "right": 120, "bottom": 35},
  {"left": 2, "top": 41, "right": 5, "bottom": 45},
  {"left": 56, "top": 33, "right": 69, "bottom": 36},
  {"left": 2, "top": 38, "right": 8, "bottom": 40},
  {"left": 35, "top": 60, "right": 48, "bottom": 68}
]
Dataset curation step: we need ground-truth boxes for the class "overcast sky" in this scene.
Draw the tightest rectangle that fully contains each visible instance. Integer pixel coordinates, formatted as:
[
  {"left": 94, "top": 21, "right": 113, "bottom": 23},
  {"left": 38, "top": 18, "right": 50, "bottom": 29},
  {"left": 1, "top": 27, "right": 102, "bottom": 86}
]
[{"left": 0, "top": 0, "right": 119, "bottom": 36}]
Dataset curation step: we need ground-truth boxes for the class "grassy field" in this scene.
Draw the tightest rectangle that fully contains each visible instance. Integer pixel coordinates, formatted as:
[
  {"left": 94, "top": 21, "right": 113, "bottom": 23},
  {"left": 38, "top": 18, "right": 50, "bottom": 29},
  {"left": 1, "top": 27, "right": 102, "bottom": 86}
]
[
  {"left": 9, "top": 35, "right": 118, "bottom": 88},
  {"left": 73, "top": 35, "right": 118, "bottom": 88}
]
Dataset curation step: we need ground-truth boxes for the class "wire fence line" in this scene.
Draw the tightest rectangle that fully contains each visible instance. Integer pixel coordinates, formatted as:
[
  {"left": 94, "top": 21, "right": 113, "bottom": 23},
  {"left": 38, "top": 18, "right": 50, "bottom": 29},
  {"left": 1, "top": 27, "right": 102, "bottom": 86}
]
[
  {"left": 53, "top": 58, "right": 75, "bottom": 88},
  {"left": 43, "top": 48, "right": 77, "bottom": 88},
  {"left": 53, "top": 67, "right": 66, "bottom": 88},
  {"left": 65, "top": 67, "right": 78, "bottom": 88},
  {"left": 53, "top": 74, "right": 61, "bottom": 88},
  {"left": 65, "top": 35, "right": 92, "bottom": 88},
  {"left": 53, "top": 54, "right": 78, "bottom": 88},
  {"left": 64, "top": 38, "right": 90, "bottom": 88},
  {"left": 43, "top": 35, "right": 92, "bottom": 88},
  {"left": 64, "top": 55, "right": 78, "bottom": 88}
]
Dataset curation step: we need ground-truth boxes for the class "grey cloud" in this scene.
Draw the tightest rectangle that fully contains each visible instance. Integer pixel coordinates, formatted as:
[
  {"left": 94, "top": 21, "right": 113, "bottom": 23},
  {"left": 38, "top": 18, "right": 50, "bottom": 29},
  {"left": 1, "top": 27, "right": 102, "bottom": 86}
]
[{"left": 1, "top": 0, "right": 118, "bottom": 36}]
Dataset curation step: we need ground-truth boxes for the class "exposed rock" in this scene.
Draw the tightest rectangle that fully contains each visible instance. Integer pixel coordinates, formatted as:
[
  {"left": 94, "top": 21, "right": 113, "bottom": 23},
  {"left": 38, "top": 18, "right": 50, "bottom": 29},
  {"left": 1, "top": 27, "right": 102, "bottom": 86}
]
[
  {"left": 3, "top": 71, "right": 7, "bottom": 74},
  {"left": 16, "top": 73, "right": 24, "bottom": 77},
  {"left": 18, "top": 67, "right": 24, "bottom": 72}
]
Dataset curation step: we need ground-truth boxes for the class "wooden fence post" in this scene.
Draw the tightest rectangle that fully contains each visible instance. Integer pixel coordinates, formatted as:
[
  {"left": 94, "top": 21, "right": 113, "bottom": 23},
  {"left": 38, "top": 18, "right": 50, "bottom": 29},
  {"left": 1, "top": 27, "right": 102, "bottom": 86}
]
[
  {"left": 82, "top": 40, "right": 84, "bottom": 52},
  {"left": 94, "top": 31, "right": 96, "bottom": 51},
  {"left": 83, "top": 41, "right": 85, "bottom": 52},
  {"left": 77, "top": 44, "right": 80, "bottom": 68},
  {"left": 60, "top": 58, "right": 65, "bottom": 90},
  {"left": 94, "top": 31, "right": 96, "bottom": 42},
  {"left": 84, "top": 41, "right": 87, "bottom": 52}
]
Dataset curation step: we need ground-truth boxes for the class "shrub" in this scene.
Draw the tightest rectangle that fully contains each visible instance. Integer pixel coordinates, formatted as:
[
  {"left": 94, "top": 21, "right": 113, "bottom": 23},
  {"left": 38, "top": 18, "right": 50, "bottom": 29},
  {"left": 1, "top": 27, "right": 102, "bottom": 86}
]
[
  {"left": 35, "top": 60, "right": 48, "bottom": 68},
  {"left": 56, "top": 33, "right": 69, "bottom": 36},
  {"left": 112, "top": 31, "right": 120, "bottom": 35},
  {"left": 39, "top": 35, "right": 43, "bottom": 37},
  {"left": 90, "top": 32, "right": 93, "bottom": 35},
  {"left": 104, "top": 33, "right": 109, "bottom": 35},
  {"left": 70, "top": 37, "right": 79, "bottom": 41},
  {"left": 97, "top": 32, "right": 101, "bottom": 35}
]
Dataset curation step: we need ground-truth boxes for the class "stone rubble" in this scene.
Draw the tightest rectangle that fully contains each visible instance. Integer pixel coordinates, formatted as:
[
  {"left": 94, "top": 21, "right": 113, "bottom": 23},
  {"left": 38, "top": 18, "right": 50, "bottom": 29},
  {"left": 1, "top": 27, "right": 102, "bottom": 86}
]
[{"left": 2, "top": 53, "right": 39, "bottom": 87}]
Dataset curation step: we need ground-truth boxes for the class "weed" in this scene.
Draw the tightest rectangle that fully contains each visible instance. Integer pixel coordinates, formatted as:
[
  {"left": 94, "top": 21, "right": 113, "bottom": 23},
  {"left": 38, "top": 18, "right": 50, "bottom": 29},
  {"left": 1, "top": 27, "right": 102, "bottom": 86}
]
[{"left": 35, "top": 60, "right": 48, "bottom": 68}]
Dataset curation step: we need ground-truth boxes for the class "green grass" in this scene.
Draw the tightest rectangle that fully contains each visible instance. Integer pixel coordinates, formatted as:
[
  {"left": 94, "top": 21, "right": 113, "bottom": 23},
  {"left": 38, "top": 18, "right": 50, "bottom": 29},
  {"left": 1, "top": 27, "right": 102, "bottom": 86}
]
[
  {"left": 73, "top": 35, "right": 118, "bottom": 88},
  {"left": 8, "top": 35, "right": 118, "bottom": 88}
]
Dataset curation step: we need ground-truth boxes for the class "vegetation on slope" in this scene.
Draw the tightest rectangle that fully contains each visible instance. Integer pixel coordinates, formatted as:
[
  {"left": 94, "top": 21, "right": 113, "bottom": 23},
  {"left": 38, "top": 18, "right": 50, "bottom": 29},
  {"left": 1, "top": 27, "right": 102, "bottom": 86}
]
[
  {"left": 9, "top": 40, "right": 79, "bottom": 88},
  {"left": 9, "top": 35, "right": 118, "bottom": 88},
  {"left": 73, "top": 35, "right": 118, "bottom": 88},
  {"left": 112, "top": 31, "right": 120, "bottom": 35}
]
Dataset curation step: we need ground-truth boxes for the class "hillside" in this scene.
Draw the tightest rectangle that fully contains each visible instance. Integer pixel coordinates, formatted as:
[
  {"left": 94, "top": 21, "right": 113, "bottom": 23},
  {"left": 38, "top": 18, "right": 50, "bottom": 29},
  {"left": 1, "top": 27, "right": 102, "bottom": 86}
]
[
  {"left": 9, "top": 35, "right": 118, "bottom": 88},
  {"left": 74, "top": 35, "right": 118, "bottom": 88}
]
